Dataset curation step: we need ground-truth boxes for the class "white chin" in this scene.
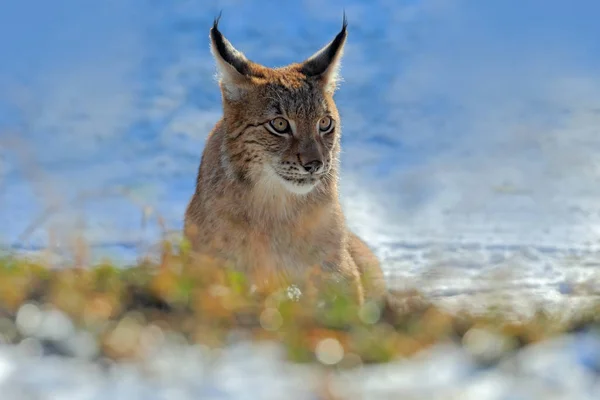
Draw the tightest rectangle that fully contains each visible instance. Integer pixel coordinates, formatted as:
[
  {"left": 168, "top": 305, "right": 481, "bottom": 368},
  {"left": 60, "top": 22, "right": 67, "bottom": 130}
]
[
  {"left": 278, "top": 177, "right": 317, "bottom": 195},
  {"left": 261, "top": 166, "right": 318, "bottom": 195}
]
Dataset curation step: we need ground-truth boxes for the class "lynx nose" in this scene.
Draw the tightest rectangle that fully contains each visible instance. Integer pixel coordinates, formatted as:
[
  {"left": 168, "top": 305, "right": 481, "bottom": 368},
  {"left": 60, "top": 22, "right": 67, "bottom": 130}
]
[{"left": 302, "top": 160, "right": 323, "bottom": 174}]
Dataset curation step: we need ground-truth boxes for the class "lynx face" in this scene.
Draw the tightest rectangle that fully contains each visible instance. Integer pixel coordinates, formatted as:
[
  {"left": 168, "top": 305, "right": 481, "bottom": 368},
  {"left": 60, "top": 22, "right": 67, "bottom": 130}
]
[
  {"left": 229, "top": 80, "right": 340, "bottom": 195},
  {"left": 210, "top": 15, "right": 347, "bottom": 195}
]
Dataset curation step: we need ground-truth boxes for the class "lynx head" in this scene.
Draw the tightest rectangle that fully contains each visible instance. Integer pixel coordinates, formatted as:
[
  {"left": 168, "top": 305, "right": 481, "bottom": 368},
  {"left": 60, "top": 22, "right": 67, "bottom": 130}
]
[{"left": 210, "top": 14, "right": 347, "bottom": 195}]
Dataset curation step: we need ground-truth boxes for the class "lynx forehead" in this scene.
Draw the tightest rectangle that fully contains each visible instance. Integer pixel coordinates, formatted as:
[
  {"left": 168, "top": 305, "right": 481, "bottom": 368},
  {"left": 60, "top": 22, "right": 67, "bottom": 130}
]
[{"left": 210, "top": 14, "right": 347, "bottom": 195}]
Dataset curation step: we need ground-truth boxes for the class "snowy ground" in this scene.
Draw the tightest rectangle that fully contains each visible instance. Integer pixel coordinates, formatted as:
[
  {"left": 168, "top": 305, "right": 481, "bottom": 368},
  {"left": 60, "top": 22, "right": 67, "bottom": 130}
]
[
  {"left": 1, "top": 330, "right": 600, "bottom": 399},
  {"left": 1, "top": 0, "right": 600, "bottom": 398}
]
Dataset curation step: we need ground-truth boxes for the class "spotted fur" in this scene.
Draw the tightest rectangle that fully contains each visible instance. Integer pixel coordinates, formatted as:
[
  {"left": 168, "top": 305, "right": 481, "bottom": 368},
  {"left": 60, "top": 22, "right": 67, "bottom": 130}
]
[{"left": 184, "top": 15, "right": 386, "bottom": 305}]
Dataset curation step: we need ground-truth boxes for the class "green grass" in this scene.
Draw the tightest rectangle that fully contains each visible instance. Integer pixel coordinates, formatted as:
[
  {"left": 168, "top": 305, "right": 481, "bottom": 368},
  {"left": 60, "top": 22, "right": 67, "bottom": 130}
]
[{"left": 1, "top": 238, "right": 599, "bottom": 369}]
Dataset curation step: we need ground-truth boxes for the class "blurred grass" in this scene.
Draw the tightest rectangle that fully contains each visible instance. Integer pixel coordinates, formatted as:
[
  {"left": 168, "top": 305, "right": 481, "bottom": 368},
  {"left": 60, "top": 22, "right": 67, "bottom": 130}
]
[{"left": 0, "top": 236, "right": 599, "bottom": 370}]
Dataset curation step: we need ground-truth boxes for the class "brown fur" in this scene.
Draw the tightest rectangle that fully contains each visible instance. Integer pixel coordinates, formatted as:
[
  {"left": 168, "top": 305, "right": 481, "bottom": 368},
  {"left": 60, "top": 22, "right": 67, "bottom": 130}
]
[{"left": 184, "top": 17, "right": 386, "bottom": 305}]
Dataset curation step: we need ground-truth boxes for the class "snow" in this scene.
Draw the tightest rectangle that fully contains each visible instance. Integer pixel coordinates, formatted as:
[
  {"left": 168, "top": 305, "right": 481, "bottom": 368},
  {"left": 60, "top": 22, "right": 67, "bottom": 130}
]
[{"left": 0, "top": 333, "right": 599, "bottom": 399}]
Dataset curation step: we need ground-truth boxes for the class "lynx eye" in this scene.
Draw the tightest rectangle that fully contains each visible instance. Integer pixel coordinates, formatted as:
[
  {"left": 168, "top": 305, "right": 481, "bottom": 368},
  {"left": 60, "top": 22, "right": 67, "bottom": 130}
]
[
  {"left": 318, "top": 116, "right": 334, "bottom": 133},
  {"left": 268, "top": 117, "right": 291, "bottom": 135}
]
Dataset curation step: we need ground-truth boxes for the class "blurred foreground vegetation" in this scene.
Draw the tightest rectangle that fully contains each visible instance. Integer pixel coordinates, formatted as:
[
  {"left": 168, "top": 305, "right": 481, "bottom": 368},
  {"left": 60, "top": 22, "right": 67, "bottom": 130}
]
[{"left": 0, "top": 238, "right": 599, "bottom": 370}]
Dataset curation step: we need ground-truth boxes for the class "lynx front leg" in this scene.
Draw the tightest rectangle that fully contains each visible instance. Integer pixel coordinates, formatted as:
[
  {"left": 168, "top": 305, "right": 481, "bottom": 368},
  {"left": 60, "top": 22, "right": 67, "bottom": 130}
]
[{"left": 307, "top": 256, "right": 365, "bottom": 307}]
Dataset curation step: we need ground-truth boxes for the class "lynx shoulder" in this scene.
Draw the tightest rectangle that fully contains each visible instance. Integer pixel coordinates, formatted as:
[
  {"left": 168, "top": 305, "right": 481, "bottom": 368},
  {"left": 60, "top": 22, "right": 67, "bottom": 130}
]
[{"left": 184, "top": 15, "right": 386, "bottom": 305}]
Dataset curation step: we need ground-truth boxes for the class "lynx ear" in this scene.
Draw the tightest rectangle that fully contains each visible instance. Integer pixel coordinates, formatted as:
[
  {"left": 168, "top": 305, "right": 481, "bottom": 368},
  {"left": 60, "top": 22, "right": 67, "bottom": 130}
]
[
  {"left": 300, "top": 14, "right": 348, "bottom": 93},
  {"left": 210, "top": 14, "right": 253, "bottom": 100}
]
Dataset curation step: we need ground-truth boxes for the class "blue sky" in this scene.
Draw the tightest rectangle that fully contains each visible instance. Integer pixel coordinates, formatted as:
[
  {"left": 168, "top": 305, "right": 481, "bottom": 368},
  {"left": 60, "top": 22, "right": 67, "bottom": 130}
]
[{"left": 2, "top": 0, "right": 600, "bottom": 258}]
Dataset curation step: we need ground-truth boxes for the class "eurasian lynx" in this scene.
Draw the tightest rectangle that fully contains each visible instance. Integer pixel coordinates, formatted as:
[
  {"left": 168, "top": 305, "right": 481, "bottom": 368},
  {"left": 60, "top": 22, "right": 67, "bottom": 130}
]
[{"left": 184, "top": 15, "right": 386, "bottom": 306}]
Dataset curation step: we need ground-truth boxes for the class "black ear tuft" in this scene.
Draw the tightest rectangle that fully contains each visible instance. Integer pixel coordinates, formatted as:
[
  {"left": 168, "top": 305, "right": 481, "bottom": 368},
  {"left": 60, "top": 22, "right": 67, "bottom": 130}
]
[{"left": 213, "top": 10, "right": 223, "bottom": 31}]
